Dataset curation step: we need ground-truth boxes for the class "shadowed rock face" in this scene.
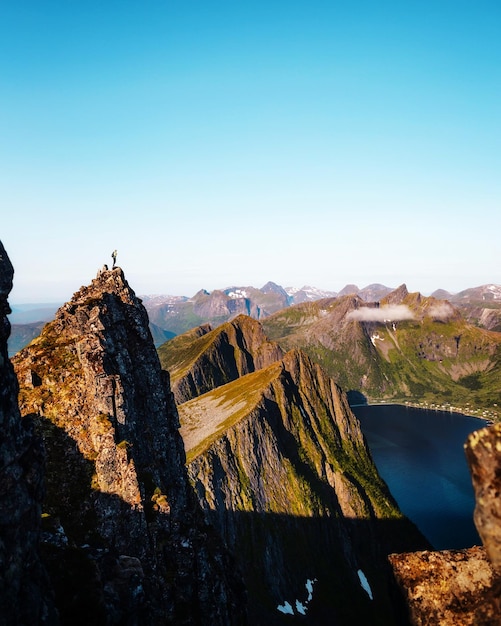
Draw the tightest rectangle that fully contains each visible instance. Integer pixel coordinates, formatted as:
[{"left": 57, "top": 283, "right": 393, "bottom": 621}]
[
  {"left": 389, "top": 422, "right": 501, "bottom": 625},
  {"left": 0, "top": 241, "right": 56, "bottom": 624},
  {"left": 13, "top": 266, "right": 246, "bottom": 625}
]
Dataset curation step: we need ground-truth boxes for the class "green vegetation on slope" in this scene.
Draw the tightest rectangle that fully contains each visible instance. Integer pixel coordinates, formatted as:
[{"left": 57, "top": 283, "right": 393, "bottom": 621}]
[
  {"left": 180, "top": 362, "right": 282, "bottom": 463},
  {"left": 157, "top": 325, "right": 215, "bottom": 380},
  {"left": 262, "top": 296, "right": 501, "bottom": 419}
]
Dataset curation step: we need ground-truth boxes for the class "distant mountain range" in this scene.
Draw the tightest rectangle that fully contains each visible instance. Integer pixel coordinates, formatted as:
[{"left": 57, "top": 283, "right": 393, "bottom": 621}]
[
  {"left": 142, "top": 281, "right": 501, "bottom": 338},
  {"left": 159, "top": 284, "right": 501, "bottom": 418},
  {"left": 8, "top": 281, "right": 501, "bottom": 355}
]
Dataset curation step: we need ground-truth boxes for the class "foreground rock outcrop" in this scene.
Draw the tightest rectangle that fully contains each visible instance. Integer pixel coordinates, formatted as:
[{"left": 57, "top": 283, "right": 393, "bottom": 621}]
[
  {"left": 389, "top": 422, "right": 501, "bottom": 625},
  {"left": 0, "top": 241, "right": 56, "bottom": 624},
  {"left": 178, "top": 348, "right": 430, "bottom": 624},
  {"left": 13, "top": 265, "right": 246, "bottom": 624},
  {"left": 466, "top": 423, "right": 501, "bottom": 572}
]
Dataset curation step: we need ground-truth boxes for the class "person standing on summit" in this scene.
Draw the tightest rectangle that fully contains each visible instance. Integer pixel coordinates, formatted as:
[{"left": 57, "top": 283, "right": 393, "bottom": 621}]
[{"left": 111, "top": 250, "right": 117, "bottom": 268}]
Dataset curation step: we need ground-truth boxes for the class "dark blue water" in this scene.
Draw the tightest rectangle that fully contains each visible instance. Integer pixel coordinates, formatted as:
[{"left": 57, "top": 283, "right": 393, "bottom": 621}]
[{"left": 352, "top": 404, "right": 485, "bottom": 550}]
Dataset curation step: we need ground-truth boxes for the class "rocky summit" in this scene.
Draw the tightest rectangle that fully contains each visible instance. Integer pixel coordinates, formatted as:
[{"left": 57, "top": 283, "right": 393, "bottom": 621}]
[{"left": 12, "top": 263, "right": 246, "bottom": 625}]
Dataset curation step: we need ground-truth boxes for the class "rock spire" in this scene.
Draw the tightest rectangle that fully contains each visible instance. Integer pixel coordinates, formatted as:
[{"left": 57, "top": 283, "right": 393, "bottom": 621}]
[{"left": 13, "top": 265, "right": 246, "bottom": 624}]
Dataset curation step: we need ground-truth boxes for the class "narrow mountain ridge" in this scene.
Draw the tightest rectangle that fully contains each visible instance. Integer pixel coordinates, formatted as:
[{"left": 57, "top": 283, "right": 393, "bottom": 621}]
[
  {"left": 158, "top": 314, "right": 283, "bottom": 404},
  {"left": 178, "top": 348, "right": 429, "bottom": 624}
]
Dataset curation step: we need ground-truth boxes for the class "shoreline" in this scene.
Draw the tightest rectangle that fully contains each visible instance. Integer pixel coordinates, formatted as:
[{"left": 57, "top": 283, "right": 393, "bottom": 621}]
[{"left": 350, "top": 399, "right": 496, "bottom": 424}]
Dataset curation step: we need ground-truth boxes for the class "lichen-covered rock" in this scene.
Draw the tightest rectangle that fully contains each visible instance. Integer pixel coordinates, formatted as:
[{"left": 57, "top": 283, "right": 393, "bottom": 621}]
[
  {"left": 465, "top": 422, "right": 501, "bottom": 572},
  {"left": 14, "top": 266, "right": 246, "bottom": 624},
  {"left": 0, "top": 241, "right": 56, "bottom": 624},
  {"left": 389, "top": 547, "right": 500, "bottom": 625}
]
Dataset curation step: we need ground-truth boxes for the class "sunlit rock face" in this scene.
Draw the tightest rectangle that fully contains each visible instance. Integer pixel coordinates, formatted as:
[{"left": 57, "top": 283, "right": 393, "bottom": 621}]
[
  {"left": 389, "top": 546, "right": 498, "bottom": 626},
  {"left": 466, "top": 422, "right": 501, "bottom": 572},
  {"left": 13, "top": 265, "right": 246, "bottom": 625},
  {"left": 389, "top": 422, "right": 501, "bottom": 625},
  {"left": 0, "top": 241, "right": 56, "bottom": 624}
]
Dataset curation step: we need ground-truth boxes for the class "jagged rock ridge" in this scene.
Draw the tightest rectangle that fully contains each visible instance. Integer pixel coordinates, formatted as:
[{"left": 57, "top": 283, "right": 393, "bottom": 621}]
[
  {"left": 158, "top": 314, "right": 284, "bottom": 404},
  {"left": 177, "top": 346, "right": 430, "bottom": 624},
  {"left": 13, "top": 266, "right": 246, "bottom": 624}
]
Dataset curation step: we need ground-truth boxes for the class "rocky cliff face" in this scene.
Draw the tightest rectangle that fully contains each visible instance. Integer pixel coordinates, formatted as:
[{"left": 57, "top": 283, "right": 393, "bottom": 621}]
[
  {"left": 158, "top": 314, "right": 284, "bottom": 404},
  {"left": 389, "top": 422, "right": 501, "bottom": 625},
  {"left": 0, "top": 242, "right": 56, "bottom": 624},
  {"left": 13, "top": 266, "right": 246, "bottom": 624},
  {"left": 179, "top": 348, "right": 429, "bottom": 624}
]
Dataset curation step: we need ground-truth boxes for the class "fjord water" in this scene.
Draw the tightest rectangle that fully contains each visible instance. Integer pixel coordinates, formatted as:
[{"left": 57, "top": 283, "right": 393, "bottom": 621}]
[{"left": 352, "top": 404, "right": 483, "bottom": 550}]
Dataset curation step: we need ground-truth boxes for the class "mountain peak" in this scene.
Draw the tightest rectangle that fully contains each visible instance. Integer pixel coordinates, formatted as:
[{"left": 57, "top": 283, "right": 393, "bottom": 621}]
[
  {"left": 338, "top": 283, "right": 360, "bottom": 296},
  {"left": 260, "top": 280, "right": 288, "bottom": 296},
  {"left": 13, "top": 265, "right": 247, "bottom": 623},
  {"left": 382, "top": 283, "right": 409, "bottom": 304},
  {"left": 180, "top": 345, "right": 429, "bottom": 622},
  {"left": 158, "top": 314, "right": 284, "bottom": 404}
]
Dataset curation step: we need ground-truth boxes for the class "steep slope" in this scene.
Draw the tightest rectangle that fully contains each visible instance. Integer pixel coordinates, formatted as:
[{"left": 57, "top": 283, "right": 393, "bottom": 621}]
[
  {"left": 13, "top": 266, "right": 246, "bottom": 625},
  {"left": 158, "top": 314, "right": 283, "bottom": 404},
  {"left": 8, "top": 317, "right": 174, "bottom": 356},
  {"left": 149, "top": 320, "right": 176, "bottom": 347},
  {"left": 0, "top": 242, "right": 56, "bottom": 624},
  {"left": 262, "top": 286, "right": 501, "bottom": 416},
  {"left": 179, "top": 349, "right": 430, "bottom": 625}
]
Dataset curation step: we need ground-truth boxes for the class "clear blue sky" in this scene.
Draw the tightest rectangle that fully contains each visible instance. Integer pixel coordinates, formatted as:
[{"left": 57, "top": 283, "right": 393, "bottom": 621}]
[{"left": 2, "top": 1, "right": 500, "bottom": 303}]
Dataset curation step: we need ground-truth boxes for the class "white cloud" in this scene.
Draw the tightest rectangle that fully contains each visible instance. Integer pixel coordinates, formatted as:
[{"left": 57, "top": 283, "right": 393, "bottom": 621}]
[
  {"left": 428, "top": 302, "right": 455, "bottom": 320},
  {"left": 347, "top": 305, "right": 415, "bottom": 323}
]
